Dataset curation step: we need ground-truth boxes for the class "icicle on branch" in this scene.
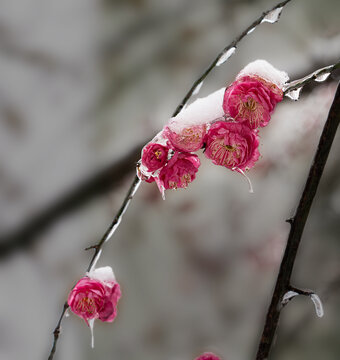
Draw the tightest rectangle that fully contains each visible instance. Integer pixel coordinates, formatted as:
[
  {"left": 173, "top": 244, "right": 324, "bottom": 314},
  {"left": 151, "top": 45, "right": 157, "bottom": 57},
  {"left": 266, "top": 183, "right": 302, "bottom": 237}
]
[{"left": 284, "top": 60, "right": 340, "bottom": 100}]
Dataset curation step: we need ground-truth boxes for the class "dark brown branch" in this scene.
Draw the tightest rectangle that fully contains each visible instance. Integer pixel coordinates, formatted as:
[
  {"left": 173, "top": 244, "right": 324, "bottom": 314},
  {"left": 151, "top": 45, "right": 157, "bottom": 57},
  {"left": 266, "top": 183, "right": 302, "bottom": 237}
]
[
  {"left": 48, "top": 302, "right": 69, "bottom": 360},
  {"left": 0, "top": 142, "right": 143, "bottom": 259},
  {"left": 255, "top": 82, "right": 340, "bottom": 360}
]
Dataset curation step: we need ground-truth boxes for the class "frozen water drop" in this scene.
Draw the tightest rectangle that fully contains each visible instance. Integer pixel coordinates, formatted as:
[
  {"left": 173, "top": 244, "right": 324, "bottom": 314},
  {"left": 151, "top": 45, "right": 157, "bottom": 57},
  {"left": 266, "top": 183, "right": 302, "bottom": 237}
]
[
  {"left": 261, "top": 7, "right": 283, "bottom": 24},
  {"left": 247, "top": 27, "right": 256, "bottom": 34},
  {"left": 310, "top": 293, "right": 324, "bottom": 318},
  {"left": 65, "top": 309, "right": 70, "bottom": 318},
  {"left": 285, "top": 87, "right": 302, "bottom": 101},
  {"left": 282, "top": 291, "right": 299, "bottom": 305},
  {"left": 192, "top": 81, "right": 203, "bottom": 95},
  {"left": 315, "top": 72, "right": 330, "bottom": 82},
  {"left": 89, "top": 319, "right": 95, "bottom": 348},
  {"left": 234, "top": 168, "right": 254, "bottom": 193},
  {"left": 216, "top": 47, "right": 236, "bottom": 66}
]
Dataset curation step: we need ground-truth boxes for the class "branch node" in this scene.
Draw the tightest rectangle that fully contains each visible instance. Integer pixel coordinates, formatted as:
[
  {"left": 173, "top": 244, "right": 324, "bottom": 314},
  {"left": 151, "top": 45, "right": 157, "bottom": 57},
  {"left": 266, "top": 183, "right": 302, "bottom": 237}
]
[
  {"left": 285, "top": 217, "right": 294, "bottom": 224},
  {"left": 85, "top": 244, "right": 99, "bottom": 251}
]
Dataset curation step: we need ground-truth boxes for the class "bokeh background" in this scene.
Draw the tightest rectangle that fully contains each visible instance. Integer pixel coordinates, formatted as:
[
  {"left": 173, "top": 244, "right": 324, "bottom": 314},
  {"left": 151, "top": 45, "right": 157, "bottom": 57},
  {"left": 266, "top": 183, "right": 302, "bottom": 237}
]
[{"left": 0, "top": 0, "right": 339, "bottom": 359}]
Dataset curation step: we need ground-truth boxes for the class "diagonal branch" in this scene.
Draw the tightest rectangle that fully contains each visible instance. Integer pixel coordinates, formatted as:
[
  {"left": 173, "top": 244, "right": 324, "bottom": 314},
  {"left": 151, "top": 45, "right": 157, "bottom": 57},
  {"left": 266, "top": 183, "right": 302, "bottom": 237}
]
[{"left": 255, "top": 82, "right": 340, "bottom": 360}]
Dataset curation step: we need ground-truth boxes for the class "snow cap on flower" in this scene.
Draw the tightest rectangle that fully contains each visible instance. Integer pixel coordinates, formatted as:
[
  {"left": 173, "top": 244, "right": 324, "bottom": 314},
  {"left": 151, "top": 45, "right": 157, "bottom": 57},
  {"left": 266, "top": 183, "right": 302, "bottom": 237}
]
[
  {"left": 236, "top": 59, "right": 289, "bottom": 89},
  {"left": 164, "top": 124, "right": 207, "bottom": 152},
  {"left": 168, "top": 88, "right": 225, "bottom": 133},
  {"left": 195, "top": 352, "right": 221, "bottom": 360},
  {"left": 68, "top": 266, "right": 121, "bottom": 325},
  {"left": 205, "top": 121, "right": 260, "bottom": 170},
  {"left": 159, "top": 152, "right": 200, "bottom": 190}
]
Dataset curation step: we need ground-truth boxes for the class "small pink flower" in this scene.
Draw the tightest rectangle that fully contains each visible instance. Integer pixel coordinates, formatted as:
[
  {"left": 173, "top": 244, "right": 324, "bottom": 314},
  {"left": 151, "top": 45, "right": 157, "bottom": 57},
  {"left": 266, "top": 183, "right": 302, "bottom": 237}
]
[
  {"left": 205, "top": 121, "right": 260, "bottom": 171},
  {"left": 141, "top": 143, "right": 169, "bottom": 172},
  {"left": 68, "top": 268, "right": 121, "bottom": 325},
  {"left": 195, "top": 352, "right": 221, "bottom": 360},
  {"left": 223, "top": 75, "right": 283, "bottom": 129},
  {"left": 159, "top": 152, "right": 200, "bottom": 190},
  {"left": 164, "top": 124, "right": 207, "bottom": 152}
]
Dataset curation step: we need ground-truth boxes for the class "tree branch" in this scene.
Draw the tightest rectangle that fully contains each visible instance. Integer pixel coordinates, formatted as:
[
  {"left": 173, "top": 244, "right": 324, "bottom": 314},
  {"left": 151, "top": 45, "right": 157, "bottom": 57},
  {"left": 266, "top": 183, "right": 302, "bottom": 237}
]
[
  {"left": 255, "top": 82, "right": 340, "bottom": 360},
  {"left": 0, "top": 142, "right": 144, "bottom": 260}
]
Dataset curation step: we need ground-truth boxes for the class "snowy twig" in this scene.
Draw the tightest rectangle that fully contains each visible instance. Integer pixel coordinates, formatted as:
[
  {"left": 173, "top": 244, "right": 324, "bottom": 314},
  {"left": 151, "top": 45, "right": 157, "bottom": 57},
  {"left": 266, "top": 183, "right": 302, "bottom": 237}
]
[
  {"left": 47, "top": 2, "right": 292, "bottom": 358},
  {"left": 173, "top": 0, "right": 292, "bottom": 116},
  {"left": 284, "top": 60, "right": 340, "bottom": 94},
  {"left": 255, "top": 82, "right": 340, "bottom": 360}
]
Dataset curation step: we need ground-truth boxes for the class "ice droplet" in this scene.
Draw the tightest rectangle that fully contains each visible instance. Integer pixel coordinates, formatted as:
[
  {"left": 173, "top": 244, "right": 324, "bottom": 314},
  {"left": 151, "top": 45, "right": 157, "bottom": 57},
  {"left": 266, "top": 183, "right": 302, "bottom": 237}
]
[
  {"left": 89, "top": 319, "right": 95, "bottom": 348},
  {"left": 65, "top": 309, "right": 70, "bottom": 318},
  {"left": 315, "top": 72, "right": 330, "bottom": 82},
  {"left": 216, "top": 47, "right": 236, "bottom": 66},
  {"left": 261, "top": 7, "right": 283, "bottom": 24},
  {"left": 234, "top": 168, "right": 254, "bottom": 193},
  {"left": 282, "top": 291, "right": 299, "bottom": 305},
  {"left": 310, "top": 293, "right": 324, "bottom": 318},
  {"left": 247, "top": 27, "right": 256, "bottom": 34},
  {"left": 285, "top": 87, "right": 302, "bottom": 101},
  {"left": 192, "top": 81, "right": 203, "bottom": 95}
]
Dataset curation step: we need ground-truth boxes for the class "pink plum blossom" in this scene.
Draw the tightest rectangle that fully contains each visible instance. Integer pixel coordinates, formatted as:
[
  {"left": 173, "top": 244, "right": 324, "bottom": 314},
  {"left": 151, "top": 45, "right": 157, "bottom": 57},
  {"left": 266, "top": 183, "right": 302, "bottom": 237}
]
[
  {"left": 159, "top": 152, "right": 200, "bottom": 190},
  {"left": 164, "top": 124, "right": 207, "bottom": 152},
  {"left": 205, "top": 121, "right": 260, "bottom": 171},
  {"left": 68, "top": 268, "right": 121, "bottom": 325},
  {"left": 195, "top": 352, "right": 221, "bottom": 360},
  {"left": 141, "top": 143, "right": 169, "bottom": 172},
  {"left": 223, "top": 75, "right": 283, "bottom": 129}
]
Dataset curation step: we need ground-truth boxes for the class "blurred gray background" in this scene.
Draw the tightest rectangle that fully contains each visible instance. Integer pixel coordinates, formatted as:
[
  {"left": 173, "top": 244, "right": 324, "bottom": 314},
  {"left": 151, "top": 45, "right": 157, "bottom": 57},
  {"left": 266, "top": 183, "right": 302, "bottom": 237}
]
[{"left": 0, "top": 0, "right": 339, "bottom": 359}]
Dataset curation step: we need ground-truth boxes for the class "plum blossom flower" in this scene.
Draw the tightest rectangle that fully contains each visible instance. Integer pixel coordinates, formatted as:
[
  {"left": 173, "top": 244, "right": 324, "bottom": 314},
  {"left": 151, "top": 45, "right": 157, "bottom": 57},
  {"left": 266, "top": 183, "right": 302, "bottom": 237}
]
[
  {"left": 68, "top": 266, "right": 121, "bottom": 325},
  {"left": 205, "top": 121, "right": 260, "bottom": 170},
  {"left": 223, "top": 75, "right": 283, "bottom": 129},
  {"left": 164, "top": 124, "right": 207, "bottom": 152},
  {"left": 141, "top": 143, "right": 169, "bottom": 172},
  {"left": 195, "top": 352, "right": 221, "bottom": 360},
  {"left": 159, "top": 152, "right": 200, "bottom": 190}
]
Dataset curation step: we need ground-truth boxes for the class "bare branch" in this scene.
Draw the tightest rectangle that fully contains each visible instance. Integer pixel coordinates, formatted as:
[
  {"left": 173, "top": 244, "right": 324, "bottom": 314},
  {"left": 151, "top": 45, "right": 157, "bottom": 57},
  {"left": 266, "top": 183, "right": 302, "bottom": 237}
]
[{"left": 255, "top": 82, "right": 340, "bottom": 360}]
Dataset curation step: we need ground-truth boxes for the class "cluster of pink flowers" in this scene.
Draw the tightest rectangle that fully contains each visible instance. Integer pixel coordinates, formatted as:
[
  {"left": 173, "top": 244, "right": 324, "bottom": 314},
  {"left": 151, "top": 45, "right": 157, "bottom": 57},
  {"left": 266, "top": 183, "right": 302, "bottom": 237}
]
[
  {"left": 138, "top": 60, "right": 287, "bottom": 195},
  {"left": 68, "top": 266, "right": 121, "bottom": 326}
]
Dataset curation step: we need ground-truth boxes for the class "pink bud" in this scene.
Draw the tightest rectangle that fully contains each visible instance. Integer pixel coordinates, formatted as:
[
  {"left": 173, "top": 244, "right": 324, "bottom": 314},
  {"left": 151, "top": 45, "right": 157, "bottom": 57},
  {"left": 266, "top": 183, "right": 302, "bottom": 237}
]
[
  {"left": 195, "top": 352, "right": 221, "bottom": 360},
  {"left": 223, "top": 75, "right": 283, "bottom": 129},
  {"left": 164, "top": 124, "right": 207, "bottom": 152},
  {"left": 205, "top": 121, "right": 260, "bottom": 171},
  {"left": 159, "top": 152, "right": 200, "bottom": 190},
  {"left": 141, "top": 143, "right": 169, "bottom": 172},
  {"left": 68, "top": 275, "right": 121, "bottom": 325}
]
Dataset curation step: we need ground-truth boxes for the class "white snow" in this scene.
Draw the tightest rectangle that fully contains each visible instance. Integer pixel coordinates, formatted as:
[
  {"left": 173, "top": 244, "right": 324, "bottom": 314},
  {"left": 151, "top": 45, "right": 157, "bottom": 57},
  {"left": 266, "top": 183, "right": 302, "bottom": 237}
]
[
  {"left": 87, "top": 266, "right": 116, "bottom": 283},
  {"left": 167, "top": 87, "right": 225, "bottom": 133},
  {"left": 282, "top": 290, "right": 299, "bottom": 305},
  {"left": 285, "top": 87, "right": 302, "bottom": 101},
  {"left": 216, "top": 47, "right": 236, "bottom": 66},
  {"left": 310, "top": 293, "right": 324, "bottom": 318},
  {"left": 261, "top": 7, "right": 283, "bottom": 24},
  {"left": 237, "top": 59, "right": 289, "bottom": 89}
]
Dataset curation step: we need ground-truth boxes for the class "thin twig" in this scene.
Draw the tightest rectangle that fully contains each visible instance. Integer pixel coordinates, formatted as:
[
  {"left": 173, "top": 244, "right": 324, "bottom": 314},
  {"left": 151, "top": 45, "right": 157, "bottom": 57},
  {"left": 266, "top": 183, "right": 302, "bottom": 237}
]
[
  {"left": 255, "top": 82, "right": 340, "bottom": 360},
  {"left": 173, "top": 0, "right": 292, "bottom": 116},
  {"left": 47, "top": 1, "right": 292, "bottom": 358},
  {"left": 283, "top": 60, "right": 340, "bottom": 94}
]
